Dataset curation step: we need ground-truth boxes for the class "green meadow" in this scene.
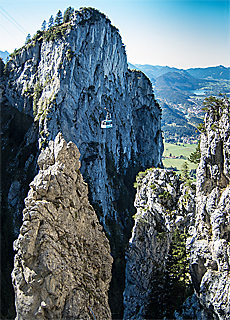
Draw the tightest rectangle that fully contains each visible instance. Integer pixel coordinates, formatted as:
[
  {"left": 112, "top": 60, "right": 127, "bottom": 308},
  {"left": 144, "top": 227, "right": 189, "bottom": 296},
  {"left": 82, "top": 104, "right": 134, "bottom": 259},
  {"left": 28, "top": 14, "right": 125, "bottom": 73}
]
[{"left": 162, "top": 142, "right": 198, "bottom": 174}]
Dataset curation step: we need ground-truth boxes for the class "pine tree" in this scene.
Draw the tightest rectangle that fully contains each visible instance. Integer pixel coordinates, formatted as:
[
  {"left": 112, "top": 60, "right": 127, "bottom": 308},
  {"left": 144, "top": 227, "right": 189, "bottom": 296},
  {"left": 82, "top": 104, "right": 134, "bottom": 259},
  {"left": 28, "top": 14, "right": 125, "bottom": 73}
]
[
  {"left": 165, "top": 229, "right": 193, "bottom": 314},
  {"left": 63, "top": 6, "right": 74, "bottom": 23},
  {"left": 54, "top": 10, "right": 63, "bottom": 26},
  {"left": 41, "top": 20, "right": 47, "bottom": 31},
  {"left": 25, "top": 33, "right": 31, "bottom": 44},
  {"left": 188, "top": 140, "right": 201, "bottom": 164},
  {"left": 202, "top": 95, "right": 223, "bottom": 114},
  {"left": 145, "top": 229, "right": 193, "bottom": 319},
  {"left": 0, "top": 57, "right": 4, "bottom": 77},
  {"left": 48, "top": 15, "right": 54, "bottom": 29},
  {"left": 202, "top": 95, "right": 230, "bottom": 121},
  {"left": 181, "top": 161, "right": 189, "bottom": 181}
]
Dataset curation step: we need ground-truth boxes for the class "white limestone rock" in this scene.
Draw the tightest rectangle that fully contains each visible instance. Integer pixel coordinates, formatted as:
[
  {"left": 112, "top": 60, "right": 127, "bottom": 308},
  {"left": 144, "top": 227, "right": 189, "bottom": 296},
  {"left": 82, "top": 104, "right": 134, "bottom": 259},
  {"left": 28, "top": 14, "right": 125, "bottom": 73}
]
[
  {"left": 12, "top": 133, "right": 113, "bottom": 320},
  {"left": 5, "top": 6, "right": 163, "bottom": 244},
  {"left": 123, "top": 168, "right": 196, "bottom": 319},
  {"left": 189, "top": 98, "right": 230, "bottom": 319}
]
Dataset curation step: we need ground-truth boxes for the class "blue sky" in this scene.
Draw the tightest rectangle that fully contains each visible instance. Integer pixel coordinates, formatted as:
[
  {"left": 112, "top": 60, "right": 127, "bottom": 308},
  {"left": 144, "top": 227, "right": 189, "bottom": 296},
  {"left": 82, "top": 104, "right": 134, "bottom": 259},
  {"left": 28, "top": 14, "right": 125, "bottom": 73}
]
[{"left": 0, "top": 0, "right": 229, "bottom": 68}]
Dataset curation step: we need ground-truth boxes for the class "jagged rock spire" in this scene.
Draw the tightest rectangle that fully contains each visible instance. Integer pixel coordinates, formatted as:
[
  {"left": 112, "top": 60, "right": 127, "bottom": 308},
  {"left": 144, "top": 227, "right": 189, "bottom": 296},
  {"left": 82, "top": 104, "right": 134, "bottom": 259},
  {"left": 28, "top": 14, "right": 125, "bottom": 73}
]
[{"left": 12, "top": 133, "right": 113, "bottom": 320}]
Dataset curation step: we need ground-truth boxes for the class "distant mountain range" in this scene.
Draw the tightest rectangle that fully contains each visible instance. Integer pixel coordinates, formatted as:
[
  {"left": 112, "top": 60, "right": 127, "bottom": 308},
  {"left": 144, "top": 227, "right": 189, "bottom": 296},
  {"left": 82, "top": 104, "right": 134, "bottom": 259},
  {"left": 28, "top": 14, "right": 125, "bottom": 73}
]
[
  {"left": 186, "top": 65, "right": 230, "bottom": 80},
  {"left": 128, "top": 63, "right": 230, "bottom": 81},
  {"left": 153, "top": 71, "right": 212, "bottom": 108}
]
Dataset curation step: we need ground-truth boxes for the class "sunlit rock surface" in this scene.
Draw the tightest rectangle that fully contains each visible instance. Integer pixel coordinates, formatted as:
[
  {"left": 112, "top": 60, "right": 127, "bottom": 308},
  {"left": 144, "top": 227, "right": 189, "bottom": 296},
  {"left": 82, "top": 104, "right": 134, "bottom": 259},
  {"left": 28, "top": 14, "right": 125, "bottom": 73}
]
[
  {"left": 3, "top": 7, "right": 163, "bottom": 317},
  {"left": 188, "top": 98, "right": 230, "bottom": 319},
  {"left": 12, "top": 133, "right": 113, "bottom": 320},
  {"left": 123, "top": 168, "right": 196, "bottom": 319},
  {"left": 124, "top": 98, "right": 230, "bottom": 319}
]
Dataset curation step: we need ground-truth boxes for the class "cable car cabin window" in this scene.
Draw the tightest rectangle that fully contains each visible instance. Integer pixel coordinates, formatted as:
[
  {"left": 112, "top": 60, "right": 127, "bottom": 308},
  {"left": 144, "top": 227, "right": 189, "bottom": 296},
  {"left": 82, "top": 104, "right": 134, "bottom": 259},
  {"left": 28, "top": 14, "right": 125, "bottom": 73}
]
[
  {"left": 101, "top": 119, "right": 112, "bottom": 129},
  {"left": 101, "top": 108, "right": 112, "bottom": 129}
]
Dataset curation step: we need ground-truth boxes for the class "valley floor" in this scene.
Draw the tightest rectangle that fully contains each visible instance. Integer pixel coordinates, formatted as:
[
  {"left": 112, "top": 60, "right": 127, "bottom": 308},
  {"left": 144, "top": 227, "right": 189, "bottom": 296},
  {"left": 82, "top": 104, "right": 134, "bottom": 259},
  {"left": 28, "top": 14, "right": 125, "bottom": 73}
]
[{"left": 162, "top": 142, "right": 198, "bottom": 175}]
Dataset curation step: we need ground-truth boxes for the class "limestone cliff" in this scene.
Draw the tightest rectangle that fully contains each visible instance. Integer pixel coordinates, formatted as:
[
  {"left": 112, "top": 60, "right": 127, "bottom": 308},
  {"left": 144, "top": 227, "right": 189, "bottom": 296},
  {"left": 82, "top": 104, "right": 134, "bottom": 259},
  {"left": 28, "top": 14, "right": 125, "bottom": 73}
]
[
  {"left": 2, "top": 7, "right": 163, "bottom": 317},
  {"left": 124, "top": 96, "right": 230, "bottom": 319},
  {"left": 123, "top": 169, "right": 195, "bottom": 319},
  {"left": 12, "top": 133, "right": 113, "bottom": 320},
  {"left": 187, "top": 97, "right": 230, "bottom": 319},
  {"left": 5, "top": 9, "right": 163, "bottom": 223}
]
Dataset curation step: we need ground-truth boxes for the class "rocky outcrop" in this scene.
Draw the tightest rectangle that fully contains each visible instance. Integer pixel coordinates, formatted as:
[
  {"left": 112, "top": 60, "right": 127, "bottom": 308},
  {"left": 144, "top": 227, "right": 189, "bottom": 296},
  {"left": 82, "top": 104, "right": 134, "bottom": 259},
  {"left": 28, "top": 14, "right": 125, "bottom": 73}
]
[
  {"left": 12, "top": 133, "right": 113, "bottom": 320},
  {"left": 123, "top": 168, "right": 195, "bottom": 319},
  {"left": 188, "top": 97, "right": 230, "bottom": 319},
  {"left": 5, "top": 10, "right": 163, "bottom": 230},
  {"left": 2, "top": 7, "right": 163, "bottom": 317},
  {"left": 124, "top": 97, "right": 230, "bottom": 320}
]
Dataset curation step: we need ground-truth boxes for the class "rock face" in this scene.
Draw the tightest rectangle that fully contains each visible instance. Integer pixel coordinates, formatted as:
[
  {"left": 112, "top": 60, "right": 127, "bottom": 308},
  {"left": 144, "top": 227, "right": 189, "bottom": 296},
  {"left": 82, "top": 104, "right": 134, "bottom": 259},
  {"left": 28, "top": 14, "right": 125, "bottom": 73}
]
[
  {"left": 2, "top": 7, "right": 163, "bottom": 317},
  {"left": 5, "top": 8, "right": 163, "bottom": 236},
  {"left": 12, "top": 133, "right": 113, "bottom": 320},
  {"left": 1, "top": 81, "right": 39, "bottom": 318},
  {"left": 123, "top": 168, "right": 195, "bottom": 319},
  {"left": 124, "top": 97, "right": 230, "bottom": 320},
  {"left": 188, "top": 98, "right": 230, "bottom": 319}
]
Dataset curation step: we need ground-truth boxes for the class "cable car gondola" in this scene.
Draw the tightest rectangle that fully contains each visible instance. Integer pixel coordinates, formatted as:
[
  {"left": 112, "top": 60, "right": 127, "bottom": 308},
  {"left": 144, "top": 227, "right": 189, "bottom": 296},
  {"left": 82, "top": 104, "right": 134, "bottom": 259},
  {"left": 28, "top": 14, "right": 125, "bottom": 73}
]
[{"left": 101, "top": 108, "right": 112, "bottom": 129}]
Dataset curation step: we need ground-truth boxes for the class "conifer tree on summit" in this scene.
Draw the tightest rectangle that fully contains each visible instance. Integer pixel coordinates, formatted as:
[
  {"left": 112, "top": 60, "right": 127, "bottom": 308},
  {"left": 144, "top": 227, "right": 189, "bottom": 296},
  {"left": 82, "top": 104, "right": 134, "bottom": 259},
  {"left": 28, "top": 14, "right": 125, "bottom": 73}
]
[
  {"left": 25, "top": 33, "right": 31, "bottom": 44},
  {"left": 54, "top": 10, "right": 63, "bottom": 26},
  {"left": 41, "top": 20, "right": 47, "bottom": 31},
  {"left": 63, "top": 6, "right": 74, "bottom": 23},
  {"left": 48, "top": 15, "right": 54, "bottom": 29}
]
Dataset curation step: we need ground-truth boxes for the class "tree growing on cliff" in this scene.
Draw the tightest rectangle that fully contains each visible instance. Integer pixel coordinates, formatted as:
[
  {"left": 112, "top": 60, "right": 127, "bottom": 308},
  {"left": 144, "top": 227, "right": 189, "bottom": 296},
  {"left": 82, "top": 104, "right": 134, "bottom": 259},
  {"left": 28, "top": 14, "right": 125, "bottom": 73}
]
[
  {"left": 189, "top": 140, "right": 201, "bottom": 164},
  {"left": 25, "top": 34, "right": 31, "bottom": 44},
  {"left": 202, "top": 95, "right": 223, "bottom": 113},
  {"left": 48, "top": 15, "right": 54, "bottom": 29},
  {"left": 146, "top": 228, "right": 193, "bottom": 319},
  {"left": 41, "top": 20, "right": 47, "bottom": 31},
  {"left": 54, "top": 10, "right": 63, "bottom": 26},
  {"left": 165, "top": 229, "right": 193, "bottom": 314},
  {"left": 180, "top": 161, "right": 189, "bottom": 181},
  {"left": 0, "top": 57, "right": 4, "bottom": 77},
  {"left": 202, "top": 94, "right": 230, "bottom": 121},
  {"left": 63, "top": 6, "right": 74, "bottom": 23}
]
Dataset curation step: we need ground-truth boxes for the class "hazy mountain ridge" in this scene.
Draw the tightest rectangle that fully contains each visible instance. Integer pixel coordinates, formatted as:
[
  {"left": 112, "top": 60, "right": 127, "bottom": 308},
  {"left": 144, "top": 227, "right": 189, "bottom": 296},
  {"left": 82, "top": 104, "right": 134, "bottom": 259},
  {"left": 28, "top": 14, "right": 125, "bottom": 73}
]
[
  {"left": 128, "top": 63, "right": 230, "bottom": 81},
  {"left": 155, "top": 71, "right": 205, "bottom": 91},
  {"left": 154, "top": 71, "right": 208, "bottom": 108},
  {"left": 187, "top": 65, "right": 230, "bottom": 80}
]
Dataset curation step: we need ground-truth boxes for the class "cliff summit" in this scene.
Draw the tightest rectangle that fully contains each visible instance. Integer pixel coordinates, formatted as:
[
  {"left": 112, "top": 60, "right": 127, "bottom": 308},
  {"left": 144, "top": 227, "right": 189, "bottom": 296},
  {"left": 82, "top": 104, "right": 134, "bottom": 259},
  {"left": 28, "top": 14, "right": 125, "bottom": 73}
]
[{"left": 1, "top": 7, "right": 163, "bottom": 318}]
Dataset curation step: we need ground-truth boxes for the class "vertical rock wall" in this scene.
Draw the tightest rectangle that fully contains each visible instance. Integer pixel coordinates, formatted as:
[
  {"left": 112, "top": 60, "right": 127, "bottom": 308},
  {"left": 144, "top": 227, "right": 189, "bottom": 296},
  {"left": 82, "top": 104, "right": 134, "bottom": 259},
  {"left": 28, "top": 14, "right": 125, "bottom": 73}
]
[
  {"left": 4, "top": 5, "right": 163, "bottom": 261},
  {"left": 188, "top": 98, "right": 230, "bottom": 319},
  {"left": 2, "top": 7, "right": 163, "bottom": 317},
  {"left": 123, "top": 168, "right": 195, "bottom": 319},
  {"left": 124, "top": 97, "right": 230, "bottom": 320},
  {"left": 12, "top": 133, "right": 113, "bottom": 320}
]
